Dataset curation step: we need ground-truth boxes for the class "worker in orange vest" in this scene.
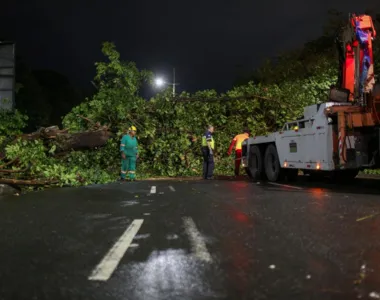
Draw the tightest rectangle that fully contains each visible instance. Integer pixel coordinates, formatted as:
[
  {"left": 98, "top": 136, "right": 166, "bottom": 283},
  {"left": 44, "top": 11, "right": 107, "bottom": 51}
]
[{"left": 227, "top": 128, "right": 251, "bottom": 176}]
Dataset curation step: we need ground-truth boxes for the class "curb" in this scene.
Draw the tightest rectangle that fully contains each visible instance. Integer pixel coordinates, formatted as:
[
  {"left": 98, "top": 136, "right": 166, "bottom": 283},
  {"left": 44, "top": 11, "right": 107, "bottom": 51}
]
[
  {"left": 142, "top": 175, "right": 245, "bottom": 181},
  {"left": 143, "top": 177, "right": 203, "bottom": 181},
  {"left": 357, "top": 174, "right": 380, "bottom": 180},
  {"left": 142, "top": 174, "right": 380, "bottom": 181}
]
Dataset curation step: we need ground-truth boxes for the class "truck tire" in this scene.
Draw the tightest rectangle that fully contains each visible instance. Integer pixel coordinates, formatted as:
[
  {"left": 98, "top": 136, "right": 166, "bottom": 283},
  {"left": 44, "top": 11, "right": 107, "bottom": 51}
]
[
  {"left": 264, "top": 144, "right": 284, "bottom": 182},
  {"left": 247, "top": 145, "right": 265, "bottom": 181}
]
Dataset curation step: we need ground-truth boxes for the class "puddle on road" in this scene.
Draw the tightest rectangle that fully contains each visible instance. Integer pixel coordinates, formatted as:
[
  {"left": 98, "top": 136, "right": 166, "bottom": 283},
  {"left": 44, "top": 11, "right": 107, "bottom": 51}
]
[{"left": 112, "top": 249, "right": 224, "bottom": 300}]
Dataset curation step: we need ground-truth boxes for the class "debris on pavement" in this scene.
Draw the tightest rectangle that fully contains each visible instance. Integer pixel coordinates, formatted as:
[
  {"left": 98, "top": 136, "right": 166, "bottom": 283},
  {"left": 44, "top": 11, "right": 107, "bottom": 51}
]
[
  {"left": 356, "top": 213, "right": 378, "bottom": 222},
  {"left": 269, "top": 265, "right": 276, "bottom": 269},
  {"left": 0, "top": 184, "right": 19, "bottom": 197},
  {"left": 306, "top": 275, "right": 311, "bottom": 279},
  {"left": 354, "top": 264, "right": 367, "bottom": 285},
  {"left": 369, "top": 292, "right": 380, "bottom": 299}
]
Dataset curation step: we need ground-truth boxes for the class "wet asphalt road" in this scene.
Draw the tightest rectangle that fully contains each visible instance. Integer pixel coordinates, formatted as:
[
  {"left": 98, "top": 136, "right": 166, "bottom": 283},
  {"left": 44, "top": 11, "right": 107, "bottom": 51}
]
[{"left": 0, "top": 176, "right": 380, "bottom": 299}]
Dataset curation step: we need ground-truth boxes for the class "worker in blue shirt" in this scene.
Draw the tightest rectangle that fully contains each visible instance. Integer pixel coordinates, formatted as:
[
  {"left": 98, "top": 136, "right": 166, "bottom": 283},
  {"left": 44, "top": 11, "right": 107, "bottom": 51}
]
[{"left": 201, "top": 125, "right": 215, "bottom": 179}]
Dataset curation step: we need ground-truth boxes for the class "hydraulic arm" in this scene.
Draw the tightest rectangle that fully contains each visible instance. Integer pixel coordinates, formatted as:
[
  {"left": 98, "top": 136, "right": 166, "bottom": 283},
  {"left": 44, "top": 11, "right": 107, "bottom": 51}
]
[
  {"left": 328, "top": 13, "right": 380, "bottom": 168},
  {"left": 338, "top": 14, "right": 376, "bottom": 104}
]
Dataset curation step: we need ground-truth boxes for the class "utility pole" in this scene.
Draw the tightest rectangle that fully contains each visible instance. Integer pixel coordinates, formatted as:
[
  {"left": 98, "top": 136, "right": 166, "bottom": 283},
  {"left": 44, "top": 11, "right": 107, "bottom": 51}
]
[
  {"left": 172, "top": 67, "right": 179, "bottom": 97},
  {"left": 154, "top": 68, "right": 179, "bottom": 97},
  {"left": 172, "top": 68, "right": 175, "bottom": 97}
]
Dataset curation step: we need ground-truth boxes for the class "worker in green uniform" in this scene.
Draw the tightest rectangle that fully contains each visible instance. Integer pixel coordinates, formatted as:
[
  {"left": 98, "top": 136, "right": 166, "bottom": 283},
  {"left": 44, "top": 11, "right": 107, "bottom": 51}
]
[{"left": 120, "top": 126, "right": 138, "bottom": 181}]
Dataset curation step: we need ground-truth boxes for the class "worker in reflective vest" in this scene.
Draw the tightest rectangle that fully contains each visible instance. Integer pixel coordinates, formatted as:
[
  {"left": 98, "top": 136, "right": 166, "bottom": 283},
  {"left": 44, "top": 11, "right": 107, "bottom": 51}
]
[
  {"left": 227, "top": 128, "right": 250, "bottom": 176},
  {"left": 120, "top": 126, "right": 138, "bottom": 181},
  {"left": 201, "top": 125, "right": 215, "bottom": 179}
]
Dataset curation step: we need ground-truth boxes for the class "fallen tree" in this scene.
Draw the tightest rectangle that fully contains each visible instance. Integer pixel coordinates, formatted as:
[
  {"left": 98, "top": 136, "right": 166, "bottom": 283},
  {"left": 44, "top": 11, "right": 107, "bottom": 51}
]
[
  {"left": 19, "top": 114, "right": 113, "bottom": 152},
  {"left": 0, "top": 115, "right": 115, "bottom": 188},
  {"left": 19, "top": 127, "right": 112, "bottom": 152}
]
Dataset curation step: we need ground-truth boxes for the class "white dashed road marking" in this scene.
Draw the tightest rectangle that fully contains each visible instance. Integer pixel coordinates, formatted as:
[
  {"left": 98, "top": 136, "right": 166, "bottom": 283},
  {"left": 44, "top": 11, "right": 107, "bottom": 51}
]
[
  {"left": 169, "top": 185, "right": 175, "bottom": 192},
  {"left": 183, "top": 217, "right": 212, "bottom": 262},
  {"left": 88, "top": 219, "right": 144, "bottom": 281},
  {"left": 150, "top": 186, "right": 156, "bottom": 194}
]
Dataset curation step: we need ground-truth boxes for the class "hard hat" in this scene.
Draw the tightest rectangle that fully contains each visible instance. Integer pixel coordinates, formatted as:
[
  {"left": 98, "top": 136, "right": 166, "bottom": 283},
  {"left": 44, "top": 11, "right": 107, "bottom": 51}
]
[{"left": 129, "top": 125, "right": 137, "bottom": 131}]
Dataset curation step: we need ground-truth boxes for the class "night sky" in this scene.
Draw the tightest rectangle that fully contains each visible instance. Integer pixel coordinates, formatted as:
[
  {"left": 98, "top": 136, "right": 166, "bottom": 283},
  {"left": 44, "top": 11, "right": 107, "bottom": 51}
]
[{"left": 2, "top": 0, "right": 380, "bottom": 94}]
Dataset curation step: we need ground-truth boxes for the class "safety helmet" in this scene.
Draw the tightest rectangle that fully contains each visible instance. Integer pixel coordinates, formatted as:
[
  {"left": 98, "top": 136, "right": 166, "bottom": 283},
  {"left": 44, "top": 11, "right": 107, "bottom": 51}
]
[{"left": 129, "top": 125, "right": 137, "bottom": 131}]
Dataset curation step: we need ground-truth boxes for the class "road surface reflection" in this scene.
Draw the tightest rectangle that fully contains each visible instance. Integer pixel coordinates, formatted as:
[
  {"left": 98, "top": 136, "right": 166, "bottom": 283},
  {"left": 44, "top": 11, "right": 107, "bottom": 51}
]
[{"left": 121, "top": 249, "right": 222, "bottom": 300}]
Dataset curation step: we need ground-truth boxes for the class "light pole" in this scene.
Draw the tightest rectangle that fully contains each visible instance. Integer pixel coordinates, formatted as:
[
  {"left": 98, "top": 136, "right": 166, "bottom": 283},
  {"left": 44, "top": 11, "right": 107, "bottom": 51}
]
[{"left": 154, "top": 67, "right": 179, "bottom": 97}]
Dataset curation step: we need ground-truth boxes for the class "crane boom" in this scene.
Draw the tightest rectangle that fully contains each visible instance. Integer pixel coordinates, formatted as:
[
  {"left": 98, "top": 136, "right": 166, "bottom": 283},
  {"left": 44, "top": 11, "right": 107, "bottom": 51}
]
[{"left": 340, "top": 14, "right": 376, "bottom": 104}]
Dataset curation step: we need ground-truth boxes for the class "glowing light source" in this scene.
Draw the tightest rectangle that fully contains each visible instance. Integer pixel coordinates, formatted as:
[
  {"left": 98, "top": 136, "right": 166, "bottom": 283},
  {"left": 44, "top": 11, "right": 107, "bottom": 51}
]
[{"left": 155, "top": 77, "right": 165, "bottom": 87}]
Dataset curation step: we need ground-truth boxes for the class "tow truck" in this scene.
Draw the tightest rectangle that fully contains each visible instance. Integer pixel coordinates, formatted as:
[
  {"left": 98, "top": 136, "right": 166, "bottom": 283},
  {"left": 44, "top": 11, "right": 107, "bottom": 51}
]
[{"left": 241, "top": 13, "right": 380, "bottom": 182}]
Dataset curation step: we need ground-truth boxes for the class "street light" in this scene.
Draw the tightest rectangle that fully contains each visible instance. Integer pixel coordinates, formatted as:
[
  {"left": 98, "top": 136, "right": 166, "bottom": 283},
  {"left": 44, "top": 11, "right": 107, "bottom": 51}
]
[
  {"left": 155, "top": 77, "right": 165, "bottom": 87},
  {"left": 154, "top": 68, "right": 179, "bottom": 97}
]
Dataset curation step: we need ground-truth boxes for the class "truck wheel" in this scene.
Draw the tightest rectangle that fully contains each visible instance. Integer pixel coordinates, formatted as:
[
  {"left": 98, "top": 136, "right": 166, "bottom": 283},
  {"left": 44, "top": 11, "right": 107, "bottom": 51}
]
[
  {"left": 264, "top": 144, "right": 284, "bottom": 182},
  {"left": 244, "top": 167, "right": 252, "bottom": 177},
  {"left": 247, "top": 145, "right": 265, "bottom": 181}
]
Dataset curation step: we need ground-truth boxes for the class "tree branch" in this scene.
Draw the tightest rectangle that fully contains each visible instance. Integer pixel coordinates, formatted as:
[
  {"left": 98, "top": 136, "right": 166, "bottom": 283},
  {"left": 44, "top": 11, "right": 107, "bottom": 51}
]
[
  {"left": 0, "top": 178, "right": 58, "bottom": 186},
  {"left": 0, "top": 166, "right": 29, "bottom": 173},
  {"left": 77, "top": 114, "right": 95, "bottom": 125},
  {"left": 0, "top": 157, "right": 19, "bottom": 168}
]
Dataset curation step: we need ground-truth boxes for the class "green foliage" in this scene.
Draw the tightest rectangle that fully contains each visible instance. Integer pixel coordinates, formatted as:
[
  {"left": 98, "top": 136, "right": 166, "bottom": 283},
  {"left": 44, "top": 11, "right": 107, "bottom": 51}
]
[
  {"left": 363, "top": 169, "right": 380, "bottom": 175},
  {"left": 62, "top": 42, "right": 153, "bottom": 133},
  {"left": 2, "top": 42, "right": 155, "bottom": 187},
  {"left": 0, "top": 109, "right": 28, "bottom": 146},
  {"left": 4, "top": 139, "right": 117, "bottom": 186}
]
